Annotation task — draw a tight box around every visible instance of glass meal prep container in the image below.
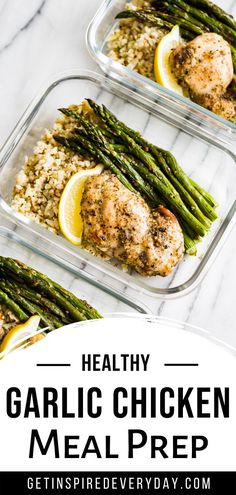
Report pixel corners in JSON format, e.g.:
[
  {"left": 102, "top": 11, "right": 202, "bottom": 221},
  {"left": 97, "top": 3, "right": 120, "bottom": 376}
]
[
  {"left": 0, "top": 214, "right": 147, "bottom": 315},
  {"left": 0, "top": 70, "right": 235, "bottom": 302},
  {"left": 87, "top": 0, "right": 236, "bottom": 143}
]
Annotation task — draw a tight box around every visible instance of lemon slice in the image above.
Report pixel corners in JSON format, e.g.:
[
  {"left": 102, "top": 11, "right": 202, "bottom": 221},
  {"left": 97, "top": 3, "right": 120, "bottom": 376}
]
[
  {"left": 154, "top": 25, "right": 184, "bottom": 96},
  {"left": 59, "top": 165, "right": 104, "bottom": 245},
  {"left": 0, "top": 315, "right": 41, "bottom": 356}
]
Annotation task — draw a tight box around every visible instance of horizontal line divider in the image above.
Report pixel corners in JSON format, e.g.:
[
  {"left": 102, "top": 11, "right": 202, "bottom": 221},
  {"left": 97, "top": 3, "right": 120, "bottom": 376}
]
[
  {"left": 164, "top": 363, "right": 199, "bottom": 367},
  {"left": 36, "top": 363, "right": 71, "bottom": 367}
]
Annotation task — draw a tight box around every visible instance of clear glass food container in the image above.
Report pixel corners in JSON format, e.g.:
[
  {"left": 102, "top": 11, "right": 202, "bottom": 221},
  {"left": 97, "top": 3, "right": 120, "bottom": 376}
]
[
  {"left": 0, "top": 70, "right": 235, "bottom": 301},
  {"left": 0, "top": 214, "right": 147, "bottom": 315},
  {"left": 87, "top": 0, "right": 236, "bottom": 144}
]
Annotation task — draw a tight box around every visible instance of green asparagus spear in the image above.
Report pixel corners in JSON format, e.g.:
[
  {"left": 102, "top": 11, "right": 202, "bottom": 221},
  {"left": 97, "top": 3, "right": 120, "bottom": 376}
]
[
  {"left": 5, "top": 279, "right": 71, "bottom": 324},
  {"left": 3, "top": 259, "right": 101, "bottom": 321},
  {"left": 114, "top": 144, "right": 217, "bottom": 209},
  {"left": 189, "top": 179, "right": 218, "bottom": 208},
  {"left": 0, "top": 259, "right": 90, "bottom": 322},
  {"left": 167, "top": 0, "right": 236, "bottom": 43},
  {"left": 50, "top": 281, "right": 102, "bottom": 320},
  {"left": 112, "top": 144, "right": 129, "bottom": 153},
  {"left": 155, "top": 1, "right": 210, "bottom": 30},
  {"left": 55, "top": 134, "right": 138, "bottom": 197},
  {"left": 91, "top": 140, "right": 159, "bottom": 204},
  {"left": 129, "top": 158, "right": 207, "bottom": 235},
  {"left": 58, "top": 107, "right": 116, "bottom": 146},
  {"left": 116, "top": 9, "right": 204, "bottom": 35},
  {"left": 179, "top": 28, "right": 196, "bottom": 40},
  {"left": 0, "top": 280, "right": 63, "bottom": 330},
  {"left": 88, "top": 100, "right": 218, "bottom": 220},
  {"left": 116, "top": 147, "right": 212, "bottom": 226},
  {"left": 59, "top": 108, "right": 160, "bottom": 205},
  {"left": 154, "top": 0, "right": 236, "bottom": 34},
  {"left": 179, "top": 221, "right": 199, "bottom": 255},
  {"left": 106, "top": 148, "right": 200, "bottom": 238},
  {"left": 22, "top": 266, "right": 98, "bottom": 321},
  {"left": 111, "top": 119, "right": 219, "bottom": 213},
  {"left": 186, "top": 0, "right": 236, "bottom": 31},
  {"left": 116, "top": 9, "right": 174, "bottom": 29},
  {"left": 96, "top": 105, "right": 175, "bottom": 185},
  {"left": 125, "top": 153, "right": 210, "bottom": 228},
  {"left": 116, "top": 6, "right": 195, "bottom": 41},
  {"left": 87, "top": 100, "right": 218, "bottom": 223},
  {"left": 158, "top": 151, "right": 218, "bottom": 221},
  {"left": 182, "top": 235, "right": 197, "bottom": 255},
  {"left": 0, "top": 289, "right": 28, "bottom": 321}
]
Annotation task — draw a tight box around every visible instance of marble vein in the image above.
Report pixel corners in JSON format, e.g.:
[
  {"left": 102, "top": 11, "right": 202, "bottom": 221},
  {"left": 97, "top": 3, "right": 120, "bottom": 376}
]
[
  {"left": 0, "top": 0, "right": 46, "bottom": 55},
  {"left": 184, "top": 285, "right": 202, "bottom": 323}
]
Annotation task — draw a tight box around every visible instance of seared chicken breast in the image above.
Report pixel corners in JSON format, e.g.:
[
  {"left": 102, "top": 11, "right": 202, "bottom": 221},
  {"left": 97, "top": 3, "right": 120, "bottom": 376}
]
[
  {"left": 195, "top": 93, "right": 236, "bottom": 121},
  {"left": 170, "top": 33, "right": 235, "bottom": 120},
  {"left": 81, "top": 172, "right": 184, "bottom": 277}
]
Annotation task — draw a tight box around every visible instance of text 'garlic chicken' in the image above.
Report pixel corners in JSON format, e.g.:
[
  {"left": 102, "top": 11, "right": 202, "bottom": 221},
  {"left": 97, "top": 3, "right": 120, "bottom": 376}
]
[{"left": 81, "top": 172, "right": 184, "bottom": 277}]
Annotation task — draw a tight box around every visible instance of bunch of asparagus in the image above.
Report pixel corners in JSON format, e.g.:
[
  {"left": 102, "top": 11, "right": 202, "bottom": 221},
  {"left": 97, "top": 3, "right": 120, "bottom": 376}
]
[
  {"left": 116, "top": 0, "right": 236, "bottom": 70},
  {"left": 0, "top": 258, "right": 102, "bottom": 330},
  {"left": 54, "top": 101, "right": 218, "bottom": 255}
]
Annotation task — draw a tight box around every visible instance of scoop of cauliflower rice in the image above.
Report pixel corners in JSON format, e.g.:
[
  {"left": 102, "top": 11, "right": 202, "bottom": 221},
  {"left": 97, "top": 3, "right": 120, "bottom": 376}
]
[
  {"left": 12, "top": 103, "right": 99, "bottom": 233},
  {"left": 107, "top": 0, "right": 167, "bottom": 79}
]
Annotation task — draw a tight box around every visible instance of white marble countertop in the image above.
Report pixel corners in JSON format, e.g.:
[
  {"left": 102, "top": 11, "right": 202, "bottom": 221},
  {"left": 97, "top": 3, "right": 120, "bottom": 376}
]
[{"left": 0, "top": 0, "right": 236, "bottom": 347}]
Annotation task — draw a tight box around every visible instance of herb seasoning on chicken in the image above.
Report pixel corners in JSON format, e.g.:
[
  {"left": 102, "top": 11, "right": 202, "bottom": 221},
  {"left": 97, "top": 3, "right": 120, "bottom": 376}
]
[{"left": 170, "top": 33, "right": 236, "bottom": 121}]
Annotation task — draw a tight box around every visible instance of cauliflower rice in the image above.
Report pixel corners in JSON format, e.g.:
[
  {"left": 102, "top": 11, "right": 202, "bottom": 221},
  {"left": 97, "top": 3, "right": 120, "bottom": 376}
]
[
  {"left": 107, "top": 0, "right": 166, "bottom": 80},
  {"left": 12, "top": 103, "right": 98, "bottom": 233},
  {"left": 0, "top": 307, "right": 19, "bottom": 341}
]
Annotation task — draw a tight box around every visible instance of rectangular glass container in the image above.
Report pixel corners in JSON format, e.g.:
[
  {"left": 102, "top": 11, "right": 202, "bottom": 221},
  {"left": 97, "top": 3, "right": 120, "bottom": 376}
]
[
  {"left": 0, "top": 70, "right": 235, "bottom": 300},
  {"left": 87, "top": 0, "right": 236, "bottom": 143}
]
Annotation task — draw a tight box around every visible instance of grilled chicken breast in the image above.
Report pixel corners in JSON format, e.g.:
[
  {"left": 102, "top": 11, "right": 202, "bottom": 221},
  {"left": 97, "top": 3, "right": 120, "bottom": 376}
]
[
  {"left": 81, "top": 172, "right": 184, "bottom": 277},
  {"left": 170, "top": 33, "right": 235, "bottom": 120}
]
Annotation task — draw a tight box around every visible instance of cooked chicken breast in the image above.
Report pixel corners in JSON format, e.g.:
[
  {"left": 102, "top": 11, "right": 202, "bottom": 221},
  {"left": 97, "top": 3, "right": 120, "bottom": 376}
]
[
  {"left": 171, "top": 33, "right": 233, "bottom": 96},
  {"left": 195, "top": 93, "right": 236, "bottom": 121},
  {"left": 170, "top": 33, "right": 235, "bottom": 120},
  {"left": 81, "top": 172, "right": 184, "bottom": 277}
]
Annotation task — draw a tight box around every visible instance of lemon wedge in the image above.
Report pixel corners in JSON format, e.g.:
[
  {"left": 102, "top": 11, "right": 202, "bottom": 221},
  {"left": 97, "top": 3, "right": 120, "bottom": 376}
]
[
  {"left": 59, "top": 165, "right": 104, "bottom": 245},
  {"left": 0, "top": 315, "right": 41, "bottom": 356},
  {"left": 154, "top": 25, "right": 184, "bottom": 96}
]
